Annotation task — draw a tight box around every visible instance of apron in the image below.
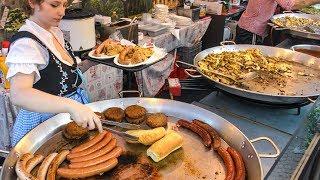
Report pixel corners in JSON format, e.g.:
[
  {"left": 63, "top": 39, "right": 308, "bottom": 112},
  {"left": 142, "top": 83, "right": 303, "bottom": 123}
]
[{"left": 10, "top": 31, "right": 89, "bottom": 147}]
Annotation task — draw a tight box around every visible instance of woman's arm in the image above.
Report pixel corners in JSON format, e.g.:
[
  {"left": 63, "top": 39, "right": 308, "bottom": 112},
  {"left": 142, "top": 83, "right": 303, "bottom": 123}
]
[
  {"left": 10, "top": 72, "right": 102, "bottom": 131},
  {"left": 11, "top": 72, "right": 74, "bottom": 113}
]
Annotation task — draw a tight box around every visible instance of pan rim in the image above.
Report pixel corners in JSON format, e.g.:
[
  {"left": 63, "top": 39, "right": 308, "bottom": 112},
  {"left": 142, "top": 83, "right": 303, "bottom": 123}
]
[{"left": 1, "top": 98, "right": 264, "bottom": 180}]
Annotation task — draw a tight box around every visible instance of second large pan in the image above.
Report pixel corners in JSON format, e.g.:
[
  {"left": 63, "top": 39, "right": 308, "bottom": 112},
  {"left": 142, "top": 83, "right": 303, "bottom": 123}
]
[
  {"left": 191, "top": 44, "right": 320, "bottom": 104},
  {"left": 270, "top": 13, "right": 320, "bottom": 40}
]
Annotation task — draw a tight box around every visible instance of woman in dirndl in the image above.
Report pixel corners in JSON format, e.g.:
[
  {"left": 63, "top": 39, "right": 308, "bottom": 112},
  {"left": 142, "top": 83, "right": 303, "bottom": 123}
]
[{"left": 6, "top": 0, "right": 103, "bottom": 147}]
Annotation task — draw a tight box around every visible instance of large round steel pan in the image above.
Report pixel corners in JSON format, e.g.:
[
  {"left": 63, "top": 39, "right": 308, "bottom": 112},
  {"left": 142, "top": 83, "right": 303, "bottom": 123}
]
[
  {"left": 0, "top": 98, "right": 279, "bottom": 180},
  {"left": 193, "top": 44, "right": 320, "bottom": 104},
  {"left": 270, "top": 13, "right": 320, "bottom": 40}
]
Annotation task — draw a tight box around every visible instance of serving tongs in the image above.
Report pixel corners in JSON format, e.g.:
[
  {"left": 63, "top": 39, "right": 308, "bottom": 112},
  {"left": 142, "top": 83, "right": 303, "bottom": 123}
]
[
  {"left": 101, "top": 119, "right": 142, "bottom": 130},
  {"left": 177, "top": 60, "right": 258, "bottom": 83},
  {"left": 103, "top": 126, "right": 139, "bottom": 143},
  {"left": 101, "top": 120, "right": 141, "bottom": 143}
]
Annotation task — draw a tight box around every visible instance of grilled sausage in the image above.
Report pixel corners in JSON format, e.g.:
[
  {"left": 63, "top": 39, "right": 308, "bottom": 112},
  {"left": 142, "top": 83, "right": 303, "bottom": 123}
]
[
  {"left": 68, "top": 132, "right": 112, "bottom": 160},
  {"left": 217, "top": 147, "right": 235, "bottom": 180},
  {"left": 69, "top": 146, "right": 122, "bottom": 169},
  {"left": 94, "top": 39, "right": 114, "bottom": 55},
  {"left": 57, "top": 158, "right": 118, "bottom": 179},
  {"left": 119, "top": 46, "right": 134, "bottom": 64},
  {"left": 192, "top": 120, "right": 221, "bottom": 149},
  {"left": 37, "top": 153, "right": 58, "bottom": 180},
  {"left": 177, "top": 119, "right": 212, "bottom": 147},
  {"left": 15, "top": 153, "right": 37, "bottom": 180},
  {"left": 46, "top": 150, "right": 70, "bottom": 180},
  {"left": 70, "top": 138, "right": 117, "bottom": 163},
  {"left": 25, "top": 154, "right": 44, "bottom": 173},
  {"left": 71, "top": 131, "right": 107, "bottom": 154},
  {"left": 227, "top": 147, "right": 246, "bottom": 180}
]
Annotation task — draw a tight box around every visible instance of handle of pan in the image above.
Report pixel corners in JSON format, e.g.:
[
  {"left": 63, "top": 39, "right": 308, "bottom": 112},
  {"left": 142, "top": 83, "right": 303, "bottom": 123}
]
[
  {"left": 307, "top": 97, "right": 318, "bottom": 104},
  {"left": 175, "top": 61, "right": 202, "bottom": 78},
  {"left": 118, "top": 90, "right": 142, "bottom": 98},
  {"left": 282, "top": 10, "right": 293, "bottom": 14},
  {"left": 0, "top": 149, "right": 9, "bottom": 157},
  {"left": 268, "top": 23, "right": 288, "bottom": 31},
  {"left": 176, "top": 60, "right": 196, "bottom": 68},
  {"left": 184, "top": 69, "right": 202, "bottom": 78},
  {"left": 250, "top": 137, "right": 280, "bottom": 158},
  {"left": 220, "top": 41, "right": 236, "bottom": 46},
  {"left": 0, "top": 149, "right": 10, "bottom": 171}
]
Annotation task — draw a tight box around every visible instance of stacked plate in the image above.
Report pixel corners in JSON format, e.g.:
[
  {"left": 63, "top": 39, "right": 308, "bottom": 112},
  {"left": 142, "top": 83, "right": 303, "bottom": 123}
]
[{"left": 154, "top": 4, "right": 169, "bottom": 22}]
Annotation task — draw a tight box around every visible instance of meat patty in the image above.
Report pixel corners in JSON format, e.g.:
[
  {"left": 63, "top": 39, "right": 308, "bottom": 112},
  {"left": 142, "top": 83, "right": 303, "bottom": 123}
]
[
  {"left": 103, "top": 107, "right": 125, "bottom": 122},
  {"left": 125, "top": 105, "right": 147, "bottom": 124},
  {"left": 63, "top": 122, "right": 88, "bottom": 139},
  {"left": 146, "top": 113, "right": 168, "bottom": 128}
]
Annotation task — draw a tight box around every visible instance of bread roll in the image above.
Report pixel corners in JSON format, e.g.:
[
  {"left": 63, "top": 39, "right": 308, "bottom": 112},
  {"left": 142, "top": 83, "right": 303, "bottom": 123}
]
[
  {"left": 126, "top": 127, "right": 166, "bottom": 145},
  {"left": 147, "top": 131, "right": 183, "bottom": 162}
]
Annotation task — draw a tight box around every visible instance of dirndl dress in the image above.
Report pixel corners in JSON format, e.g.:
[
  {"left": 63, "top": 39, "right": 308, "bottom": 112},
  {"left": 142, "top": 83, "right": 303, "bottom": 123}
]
[{"left": 10, "top": 31, "right": 89, "bottom": 147}]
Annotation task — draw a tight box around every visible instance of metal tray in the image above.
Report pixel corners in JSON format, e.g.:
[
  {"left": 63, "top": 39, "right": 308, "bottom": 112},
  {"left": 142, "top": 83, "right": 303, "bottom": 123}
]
[
  {"left": 0, "top": 98, "right": 281, "bottom": 180},
  {"left": 270, "top": 13, "right": 320, "bottom": 40},
  {"left": 85, "top": 52, "right": 165, "bottom": 72},
  {"left": 193, "top": 44, "right": 320, "bottom": 104},
  {"left": 139, "top": 24, "right": 168, "bottom": 37}
]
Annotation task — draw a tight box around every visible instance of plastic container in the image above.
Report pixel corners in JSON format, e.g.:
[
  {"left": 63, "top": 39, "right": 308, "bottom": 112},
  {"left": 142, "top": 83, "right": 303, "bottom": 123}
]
[
  {"left": 177, "top": 6, "right": 200, "bottom": 21},
  {"left": 139, "top": 24, "right": 168, "bottom": 37},
  {"left": 177, "top": 41, "right": 202, "bottom": 65}
]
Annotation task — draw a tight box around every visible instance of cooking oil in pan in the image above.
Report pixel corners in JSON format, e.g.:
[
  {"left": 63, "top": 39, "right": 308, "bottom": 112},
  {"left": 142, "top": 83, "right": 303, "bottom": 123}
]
[{"left": 33, "top": 121, "right": 227, "bottom": 180}]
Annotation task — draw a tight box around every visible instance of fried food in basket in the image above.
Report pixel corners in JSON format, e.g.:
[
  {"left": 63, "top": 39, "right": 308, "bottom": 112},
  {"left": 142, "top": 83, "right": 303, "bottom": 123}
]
[
  {"left": 94, "top": 39, "right": 125, "bottom": 56},
  {"left": 119, "top": 46, "right": 154, "bottom": 65}
]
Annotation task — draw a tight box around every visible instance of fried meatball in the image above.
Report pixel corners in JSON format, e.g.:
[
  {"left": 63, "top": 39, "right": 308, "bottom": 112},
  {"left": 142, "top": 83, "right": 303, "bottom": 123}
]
[
  {"left": 146, "top": 113, "right": 168, "bottom": 128},
  {"left": 94, "top": 112, "right": 105, "bottom": 119},
  {"left": 125, "top": 105, "right": 147, "bottom": 124},
  {"left": 103, "top": 107, "right": 125, "bottom": 122},
  {"left": 63, "top": 121, "right": 88, "bottom": 139}
]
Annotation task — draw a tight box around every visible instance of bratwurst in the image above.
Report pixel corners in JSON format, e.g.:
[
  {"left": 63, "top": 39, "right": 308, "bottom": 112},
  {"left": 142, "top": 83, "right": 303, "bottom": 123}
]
[
  {"left": 57, "top": 158, "right": 118, "bottom": 179},
  {"left": 70, "top": 138, "right": 117, "bottom": 163},
  {"left": 177, "top": 119, "right": 212, "bottom": 148},
  {"left": 67, "top": 132, "right": 112, "bottom": 160},
  {"left": 68, "top": 146, "right": 122, "bottom": 169}
]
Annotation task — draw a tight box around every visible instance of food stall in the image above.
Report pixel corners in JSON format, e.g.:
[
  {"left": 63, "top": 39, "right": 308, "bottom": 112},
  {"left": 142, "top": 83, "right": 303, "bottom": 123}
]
[{"left": 0, "top": 0, "right": 320, "bottom": 180}]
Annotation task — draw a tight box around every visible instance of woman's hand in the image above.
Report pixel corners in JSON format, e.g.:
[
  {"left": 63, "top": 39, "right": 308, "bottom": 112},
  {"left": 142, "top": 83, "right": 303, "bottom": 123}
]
[{"left": 67, "top": 101, "right": 103, "bottom": 132}]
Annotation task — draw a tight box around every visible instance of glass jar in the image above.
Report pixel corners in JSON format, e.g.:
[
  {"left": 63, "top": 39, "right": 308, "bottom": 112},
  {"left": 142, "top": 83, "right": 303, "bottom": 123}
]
[
  {"left": 199, "top": 4, "right": 207, "bottom": 18},
  {"left": 111, "top": 11, "right": 119, "bottom": 23}
]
